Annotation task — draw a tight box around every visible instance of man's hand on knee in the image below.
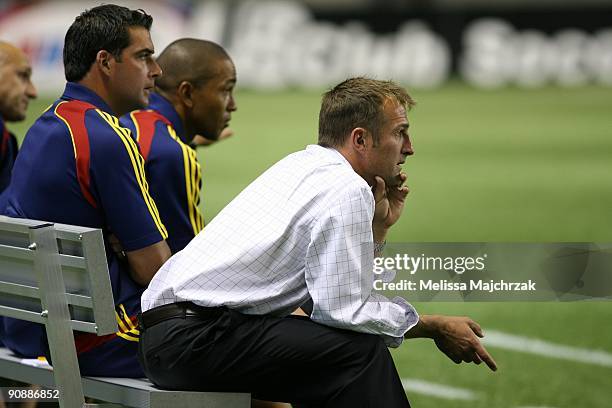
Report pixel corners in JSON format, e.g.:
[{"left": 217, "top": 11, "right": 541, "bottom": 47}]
[{"left": 405, "top": 314, "right": 498, "bottom": 371}]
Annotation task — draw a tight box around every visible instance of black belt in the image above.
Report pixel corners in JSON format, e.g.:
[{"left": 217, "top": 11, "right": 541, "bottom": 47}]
[{"left": 139, "top": 302, "right": 224, "bottom": 330}]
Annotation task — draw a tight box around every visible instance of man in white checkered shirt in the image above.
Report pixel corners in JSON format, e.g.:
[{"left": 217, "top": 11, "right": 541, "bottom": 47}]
[{"left": 138, "top": 78, "right": 497, "bottom": 407}]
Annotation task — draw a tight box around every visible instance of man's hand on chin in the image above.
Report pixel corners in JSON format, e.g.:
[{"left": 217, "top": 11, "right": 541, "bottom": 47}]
[{"left": 372, "top": 173, "right": 409, "bottom": 240}]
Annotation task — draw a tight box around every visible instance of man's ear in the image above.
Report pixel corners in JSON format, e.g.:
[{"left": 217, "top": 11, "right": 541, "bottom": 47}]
[
  {"left": 350, "top": 127, "right": 370, "bottom": 153},
  {"left": 177, "top": 81, "right": 195, "bottom": 109},
  {"left": 96, "top": 50, "right": 113, "bottom": 76}
]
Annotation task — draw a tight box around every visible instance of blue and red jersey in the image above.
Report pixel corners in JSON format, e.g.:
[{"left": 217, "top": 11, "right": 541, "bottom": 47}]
[
  {"left": 1, "top": 82, "right": 168, "bottom": 377},
  {"left": 121, "top": 92, "right": 203, "bottom": 254}
]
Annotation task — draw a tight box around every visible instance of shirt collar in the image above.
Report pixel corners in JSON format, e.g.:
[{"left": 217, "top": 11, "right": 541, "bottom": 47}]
[
  {"left": 60, "top": 82, "right": 114, "bottom": 114},
  {"left": 147, "top": 92, "right": 185, "bottom": 139},
  {"left": 306, "top": 144, "right": 353, "bottom": 168}
]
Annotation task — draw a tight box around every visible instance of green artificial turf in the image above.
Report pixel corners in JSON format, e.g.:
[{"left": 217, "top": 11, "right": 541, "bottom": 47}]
[{"left": 10, "top": 83, "right": 612, "bottom": 242}]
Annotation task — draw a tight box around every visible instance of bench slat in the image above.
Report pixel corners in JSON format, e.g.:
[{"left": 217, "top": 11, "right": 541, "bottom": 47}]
[
  {"left": 0, "top": 305, "right": 46, "bottom": 325},
  {"left": 0, "top": 281, "right": 93, "bottom": 308},
  {"left": 0, "top": 244, "right": 86, "bottom": 268},
  {"left": 0, "top": 304, "right": 98, "bottom": 333},
  {"left": 0, "top": 280, "right": 40, "bottom": 299},
  {"left": 0, "top": 216, "right": 98, "bottom": 243}
]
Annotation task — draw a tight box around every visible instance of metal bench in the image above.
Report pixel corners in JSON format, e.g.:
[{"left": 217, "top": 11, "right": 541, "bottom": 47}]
[{"left": 0, "top": 215, "right": 250, "bottom": 407}]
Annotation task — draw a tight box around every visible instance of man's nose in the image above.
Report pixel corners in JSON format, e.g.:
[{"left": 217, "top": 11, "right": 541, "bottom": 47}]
[
  {"left": 27, "top": 81, "right": 37, "bottom": 99},
  {"left": 227, "top": 94, "right": 237, "bottom": 112},
  {"left": 403, "top": 135, "right": 414, "bottom": 156},
  {"left": 150, "top": 59, "right": 162, "bottom": 78}
]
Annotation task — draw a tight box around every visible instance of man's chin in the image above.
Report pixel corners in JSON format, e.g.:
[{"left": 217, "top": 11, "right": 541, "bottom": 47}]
[
  {"left": 141, "top": 95, "right": 150, "bottom": 108},
  {"left": 128, "top": 97, "right": 148, "bottom": 113},
  {"left": 4, "top": 112, "right": 26, "bottom": 122},
  {"left": 384, "top": 174, "right": 403, "bottom": 188},
  {"left": 206, "top": 130, "right": 221, "bottom": 141}
]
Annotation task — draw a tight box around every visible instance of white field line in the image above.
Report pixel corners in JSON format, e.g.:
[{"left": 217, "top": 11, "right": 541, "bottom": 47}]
[
  {"left": 483, "top": 330, "right": 612, "bottom": 368},
  {"left": 401, "top": 378, "right": 560, "bottom": 408},
  {"left": 401, "top": 378, "right": 479, "bottom": 400}
]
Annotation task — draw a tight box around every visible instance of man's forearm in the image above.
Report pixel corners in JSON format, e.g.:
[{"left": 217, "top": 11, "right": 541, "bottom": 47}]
[
  {"left": 126, "top": 240, "right": 171, "bottom": 286},
  {"left": 372, "top": 225, "right": 389, "bottom": 244}
]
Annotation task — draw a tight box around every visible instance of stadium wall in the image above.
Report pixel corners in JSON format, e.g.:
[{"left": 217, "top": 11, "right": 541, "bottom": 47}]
[{"left": 1, "top": 0, "right": 611, "bottom": 93}]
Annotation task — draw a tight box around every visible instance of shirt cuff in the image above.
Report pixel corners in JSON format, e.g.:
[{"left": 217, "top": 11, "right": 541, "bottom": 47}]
[{"left": 381, "top": 296, "right": 419, "bottom": 348}]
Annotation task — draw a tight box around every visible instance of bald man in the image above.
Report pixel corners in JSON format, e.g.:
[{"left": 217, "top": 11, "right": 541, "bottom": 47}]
[
  {"left": 121, "top": 38, "right": 237, "bottom": 253},
  {"left": 122, "top": 40, "right": 293, "bottom": 408},
  {"left": 0, "top": 41, "right": 37, "bottom": 408},
  {"left": 0, "top": 41, "right": 37, "bottom": 193}
]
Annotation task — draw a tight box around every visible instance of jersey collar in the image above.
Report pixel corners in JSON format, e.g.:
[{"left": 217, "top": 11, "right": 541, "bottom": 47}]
[
  {"left": 61, "top": 82, "right": 115, "bottom": 115},
  {"left": 147, "top": 92, "right": 186, "bottom": 141}
]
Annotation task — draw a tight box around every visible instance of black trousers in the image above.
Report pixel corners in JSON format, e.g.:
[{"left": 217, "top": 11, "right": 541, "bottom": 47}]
[{"left": 138, "top": 306, "right": 410, "bottom": 407}]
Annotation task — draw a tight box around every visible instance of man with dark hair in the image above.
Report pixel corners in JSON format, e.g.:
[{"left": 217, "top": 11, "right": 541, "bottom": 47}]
[
  {"left": 0, "top": 41, "right": 37, "bottom": 194},
  {"left": 121, "top": 38, "right": 237, "bottom": 253},
  {"left": 137, "top": 77, "right": 497, "bottom": 406},
  {"left": 2, "top": 4, "right": 171, "bottom": 377}
]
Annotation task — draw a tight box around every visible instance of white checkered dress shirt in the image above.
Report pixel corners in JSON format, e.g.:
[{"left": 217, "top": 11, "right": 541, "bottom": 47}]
[{"left": 142, "top": 144, "right": 418, "bottom": 346}]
